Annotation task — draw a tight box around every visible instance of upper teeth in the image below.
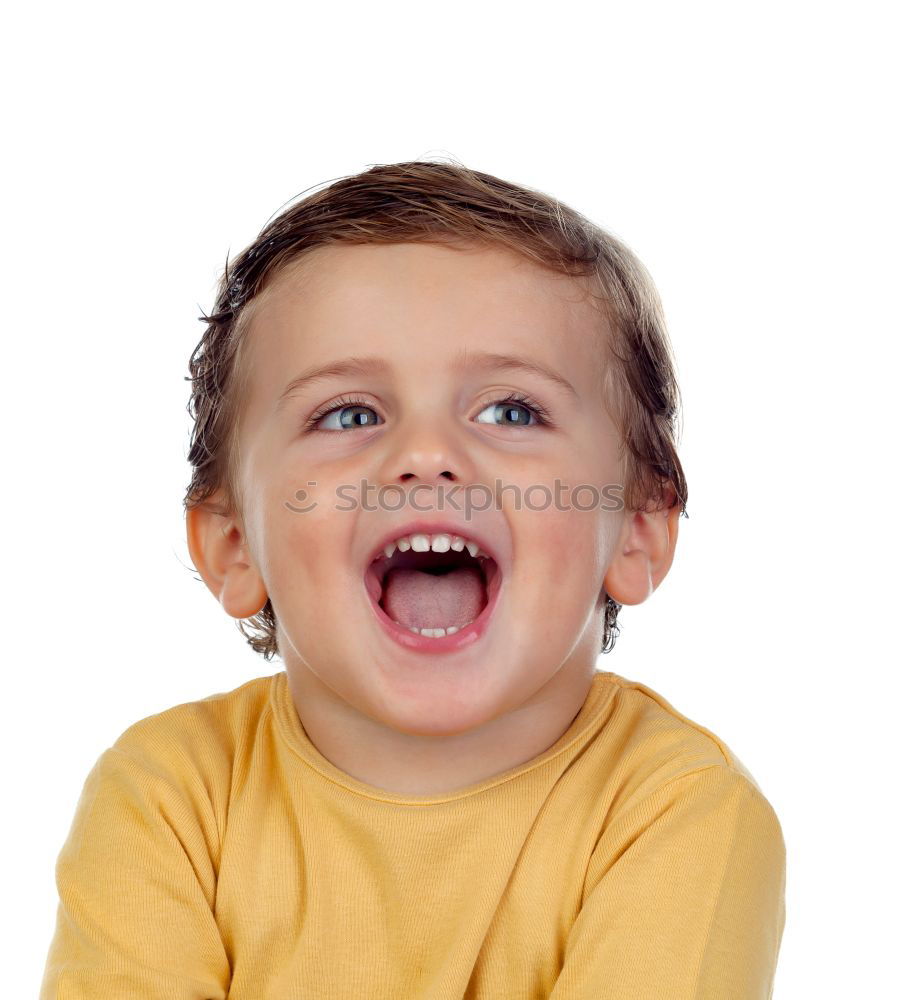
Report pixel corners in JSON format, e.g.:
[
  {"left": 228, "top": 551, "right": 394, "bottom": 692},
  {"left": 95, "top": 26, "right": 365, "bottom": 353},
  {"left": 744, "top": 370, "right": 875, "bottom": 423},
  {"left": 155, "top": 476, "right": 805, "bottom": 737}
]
[{"left": 376, "top": 533, "right": 489, "bottom": 561}]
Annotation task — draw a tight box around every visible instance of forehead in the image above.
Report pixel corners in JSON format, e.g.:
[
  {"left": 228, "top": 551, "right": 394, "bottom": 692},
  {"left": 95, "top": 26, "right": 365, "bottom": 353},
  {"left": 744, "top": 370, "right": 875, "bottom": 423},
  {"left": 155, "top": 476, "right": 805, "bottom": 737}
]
[{"left": 240, "top": 241, "right": 609, "bottom": 408}]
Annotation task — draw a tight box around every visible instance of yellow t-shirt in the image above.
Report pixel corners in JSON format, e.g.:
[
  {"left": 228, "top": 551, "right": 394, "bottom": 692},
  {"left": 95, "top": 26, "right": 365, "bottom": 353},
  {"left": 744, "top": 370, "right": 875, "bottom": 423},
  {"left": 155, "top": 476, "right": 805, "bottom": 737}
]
[{"left": 40, "top": 669, "right": 786, "bottom": 999}]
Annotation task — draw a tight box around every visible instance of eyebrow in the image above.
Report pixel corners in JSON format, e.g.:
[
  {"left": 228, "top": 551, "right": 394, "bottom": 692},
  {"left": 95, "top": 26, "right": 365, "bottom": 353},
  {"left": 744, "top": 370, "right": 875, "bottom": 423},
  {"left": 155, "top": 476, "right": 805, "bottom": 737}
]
[
  {"left": 457, "top": 351, "right": 579, "bottom": 400},
  {"left": 277, "top": 357, "right": 388, "bottom": 409},
  {"left": 276, "top": 351, "right": 578, "bottom": 409}
]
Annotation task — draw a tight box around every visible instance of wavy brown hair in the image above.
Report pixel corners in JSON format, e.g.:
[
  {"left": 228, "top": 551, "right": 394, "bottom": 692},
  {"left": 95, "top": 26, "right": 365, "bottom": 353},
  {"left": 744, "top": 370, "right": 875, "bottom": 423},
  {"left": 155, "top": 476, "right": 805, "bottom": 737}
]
[{"left": 184, "top": 159, "right": 688, "bottom": 659}]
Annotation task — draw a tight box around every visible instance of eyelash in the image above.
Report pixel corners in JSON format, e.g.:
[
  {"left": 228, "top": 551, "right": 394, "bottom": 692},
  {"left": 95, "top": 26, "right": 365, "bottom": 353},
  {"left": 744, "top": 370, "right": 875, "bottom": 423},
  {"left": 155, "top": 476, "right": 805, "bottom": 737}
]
[{"left": 302, "top": 392, "right": 553, "bottom": 432}]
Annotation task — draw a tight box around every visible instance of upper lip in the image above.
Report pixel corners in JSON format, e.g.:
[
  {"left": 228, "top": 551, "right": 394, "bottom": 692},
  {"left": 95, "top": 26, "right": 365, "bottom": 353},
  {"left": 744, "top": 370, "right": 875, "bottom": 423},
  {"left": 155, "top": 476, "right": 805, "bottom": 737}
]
[{"left": 363, "top": 519, "right": 510, "bottom": 575}]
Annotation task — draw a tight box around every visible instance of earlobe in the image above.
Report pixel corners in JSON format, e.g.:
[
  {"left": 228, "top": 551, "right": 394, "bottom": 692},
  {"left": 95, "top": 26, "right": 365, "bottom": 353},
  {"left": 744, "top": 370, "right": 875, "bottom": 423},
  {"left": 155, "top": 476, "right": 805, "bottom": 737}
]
[
  {"left": 603, "top": 496, "right": 681, "bottom": 606},
  {"left": 186, "top": 499, "right": 268, "bottom": 620}
]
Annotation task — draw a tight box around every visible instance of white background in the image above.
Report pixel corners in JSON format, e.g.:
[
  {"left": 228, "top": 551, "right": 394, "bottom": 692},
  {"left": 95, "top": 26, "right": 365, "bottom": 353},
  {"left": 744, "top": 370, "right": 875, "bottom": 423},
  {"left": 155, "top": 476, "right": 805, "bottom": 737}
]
[{"left": 5, "top": 1, "right": 905, "bottom": 995}]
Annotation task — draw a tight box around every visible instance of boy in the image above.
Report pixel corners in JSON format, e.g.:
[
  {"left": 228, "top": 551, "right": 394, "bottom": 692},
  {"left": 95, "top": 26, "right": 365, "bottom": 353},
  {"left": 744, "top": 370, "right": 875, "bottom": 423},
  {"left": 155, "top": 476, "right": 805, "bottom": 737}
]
[{"left": 40, "top": 161, "right": 785, "bottom": 998}]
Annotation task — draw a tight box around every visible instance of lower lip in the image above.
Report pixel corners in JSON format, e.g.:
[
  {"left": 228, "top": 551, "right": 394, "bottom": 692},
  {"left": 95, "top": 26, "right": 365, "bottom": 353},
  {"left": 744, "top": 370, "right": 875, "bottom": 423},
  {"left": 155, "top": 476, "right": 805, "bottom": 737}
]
[{"left": 363, "top": 562, "right": 504, "bottom": 655}]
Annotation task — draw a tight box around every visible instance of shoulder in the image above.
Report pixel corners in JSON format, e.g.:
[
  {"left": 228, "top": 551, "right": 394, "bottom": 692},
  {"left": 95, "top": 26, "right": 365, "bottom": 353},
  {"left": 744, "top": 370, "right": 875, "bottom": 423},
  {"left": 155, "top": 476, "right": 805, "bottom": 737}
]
[
  {"left": 593, "top": 671, "right": 782, "bottom": 837},
  {"left": 112, "top": 672, "right": 277, "bottom": 749},
  {"left": 100, "top": 672, "right": 280, "bottom": 817},
  {"left": 589, "top": 674, "right": 786, "bottom": 863},
  {"left": 597, "top": 670, "right": 760, "bottom": 785}
]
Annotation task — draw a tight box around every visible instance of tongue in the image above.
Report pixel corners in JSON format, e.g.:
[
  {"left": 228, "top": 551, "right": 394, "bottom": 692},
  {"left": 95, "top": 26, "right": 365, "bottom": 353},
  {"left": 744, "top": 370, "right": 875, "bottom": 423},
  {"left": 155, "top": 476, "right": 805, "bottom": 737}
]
[{"left": 382, "top": 565, "right": 486, "bottom": 630}]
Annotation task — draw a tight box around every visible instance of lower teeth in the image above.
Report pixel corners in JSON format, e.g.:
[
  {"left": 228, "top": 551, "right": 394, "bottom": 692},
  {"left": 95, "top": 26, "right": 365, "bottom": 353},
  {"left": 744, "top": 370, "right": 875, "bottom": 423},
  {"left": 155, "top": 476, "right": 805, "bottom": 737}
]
[{"left": 395, "top": 622, "right": 471, "bottom": 637}]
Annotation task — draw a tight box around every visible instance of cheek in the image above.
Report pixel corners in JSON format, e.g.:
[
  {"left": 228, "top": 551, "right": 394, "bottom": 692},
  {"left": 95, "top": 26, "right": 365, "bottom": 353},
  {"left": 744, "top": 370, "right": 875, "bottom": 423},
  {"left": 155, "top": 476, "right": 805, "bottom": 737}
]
[
  {"left": 516, "top": 499, "right": 617, "bottom": 593},
  {"left": 245, "top": 473, "right": 343, "bottom": 589}
]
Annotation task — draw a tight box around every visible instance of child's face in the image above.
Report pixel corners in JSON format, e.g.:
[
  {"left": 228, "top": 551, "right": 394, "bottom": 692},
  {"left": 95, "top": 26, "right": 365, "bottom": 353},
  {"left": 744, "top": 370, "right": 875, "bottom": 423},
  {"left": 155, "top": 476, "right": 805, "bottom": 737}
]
[{"left": 193, "top": 241, "right": 676, "bottom": 793}]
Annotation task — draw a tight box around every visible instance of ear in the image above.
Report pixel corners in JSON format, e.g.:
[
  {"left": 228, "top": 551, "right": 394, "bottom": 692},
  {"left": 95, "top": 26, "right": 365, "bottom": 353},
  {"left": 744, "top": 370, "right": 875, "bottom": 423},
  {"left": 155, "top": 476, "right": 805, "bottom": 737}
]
[
  {"left": 185, "top": 491, "right": 268, "bottom": 619},
  {"left": 603, "top": 488, "right": 681, "bottom": 606}
]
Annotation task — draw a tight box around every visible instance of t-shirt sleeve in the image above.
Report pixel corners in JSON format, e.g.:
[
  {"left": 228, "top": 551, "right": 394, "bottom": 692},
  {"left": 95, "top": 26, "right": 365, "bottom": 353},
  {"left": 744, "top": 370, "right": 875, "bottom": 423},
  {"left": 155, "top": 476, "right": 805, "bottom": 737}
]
[
  {"left": 548, "top": 764, "right": 786, "bottom": 1000},
  {"left": 39, "top": 744, "right": 231, "bottom": 999}
]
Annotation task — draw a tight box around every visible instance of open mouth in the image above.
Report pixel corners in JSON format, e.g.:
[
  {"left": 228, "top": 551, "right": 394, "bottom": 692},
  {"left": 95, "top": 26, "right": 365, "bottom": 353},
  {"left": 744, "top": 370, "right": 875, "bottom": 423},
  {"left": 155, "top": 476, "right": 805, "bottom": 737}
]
[{"left": 364, "top": 541, "right": 501, "bottom": 639}]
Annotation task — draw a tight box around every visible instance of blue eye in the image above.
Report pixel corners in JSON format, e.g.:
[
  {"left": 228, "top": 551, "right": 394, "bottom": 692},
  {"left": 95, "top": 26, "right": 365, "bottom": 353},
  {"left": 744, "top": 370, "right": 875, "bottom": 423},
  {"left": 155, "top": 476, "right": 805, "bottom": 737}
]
[
  {"left": 306, "top": 395, "right": 381, "bottom": 431},
  {"left": 475, "top": 395, "right": 547, "bottom": 427}
]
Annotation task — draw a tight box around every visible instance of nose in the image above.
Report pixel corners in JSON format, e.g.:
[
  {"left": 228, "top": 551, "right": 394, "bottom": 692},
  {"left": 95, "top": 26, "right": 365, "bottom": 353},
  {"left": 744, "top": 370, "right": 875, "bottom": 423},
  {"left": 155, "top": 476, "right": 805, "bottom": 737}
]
[{"left": 375, "top": 411, "right": 475, "bottom": 493}]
